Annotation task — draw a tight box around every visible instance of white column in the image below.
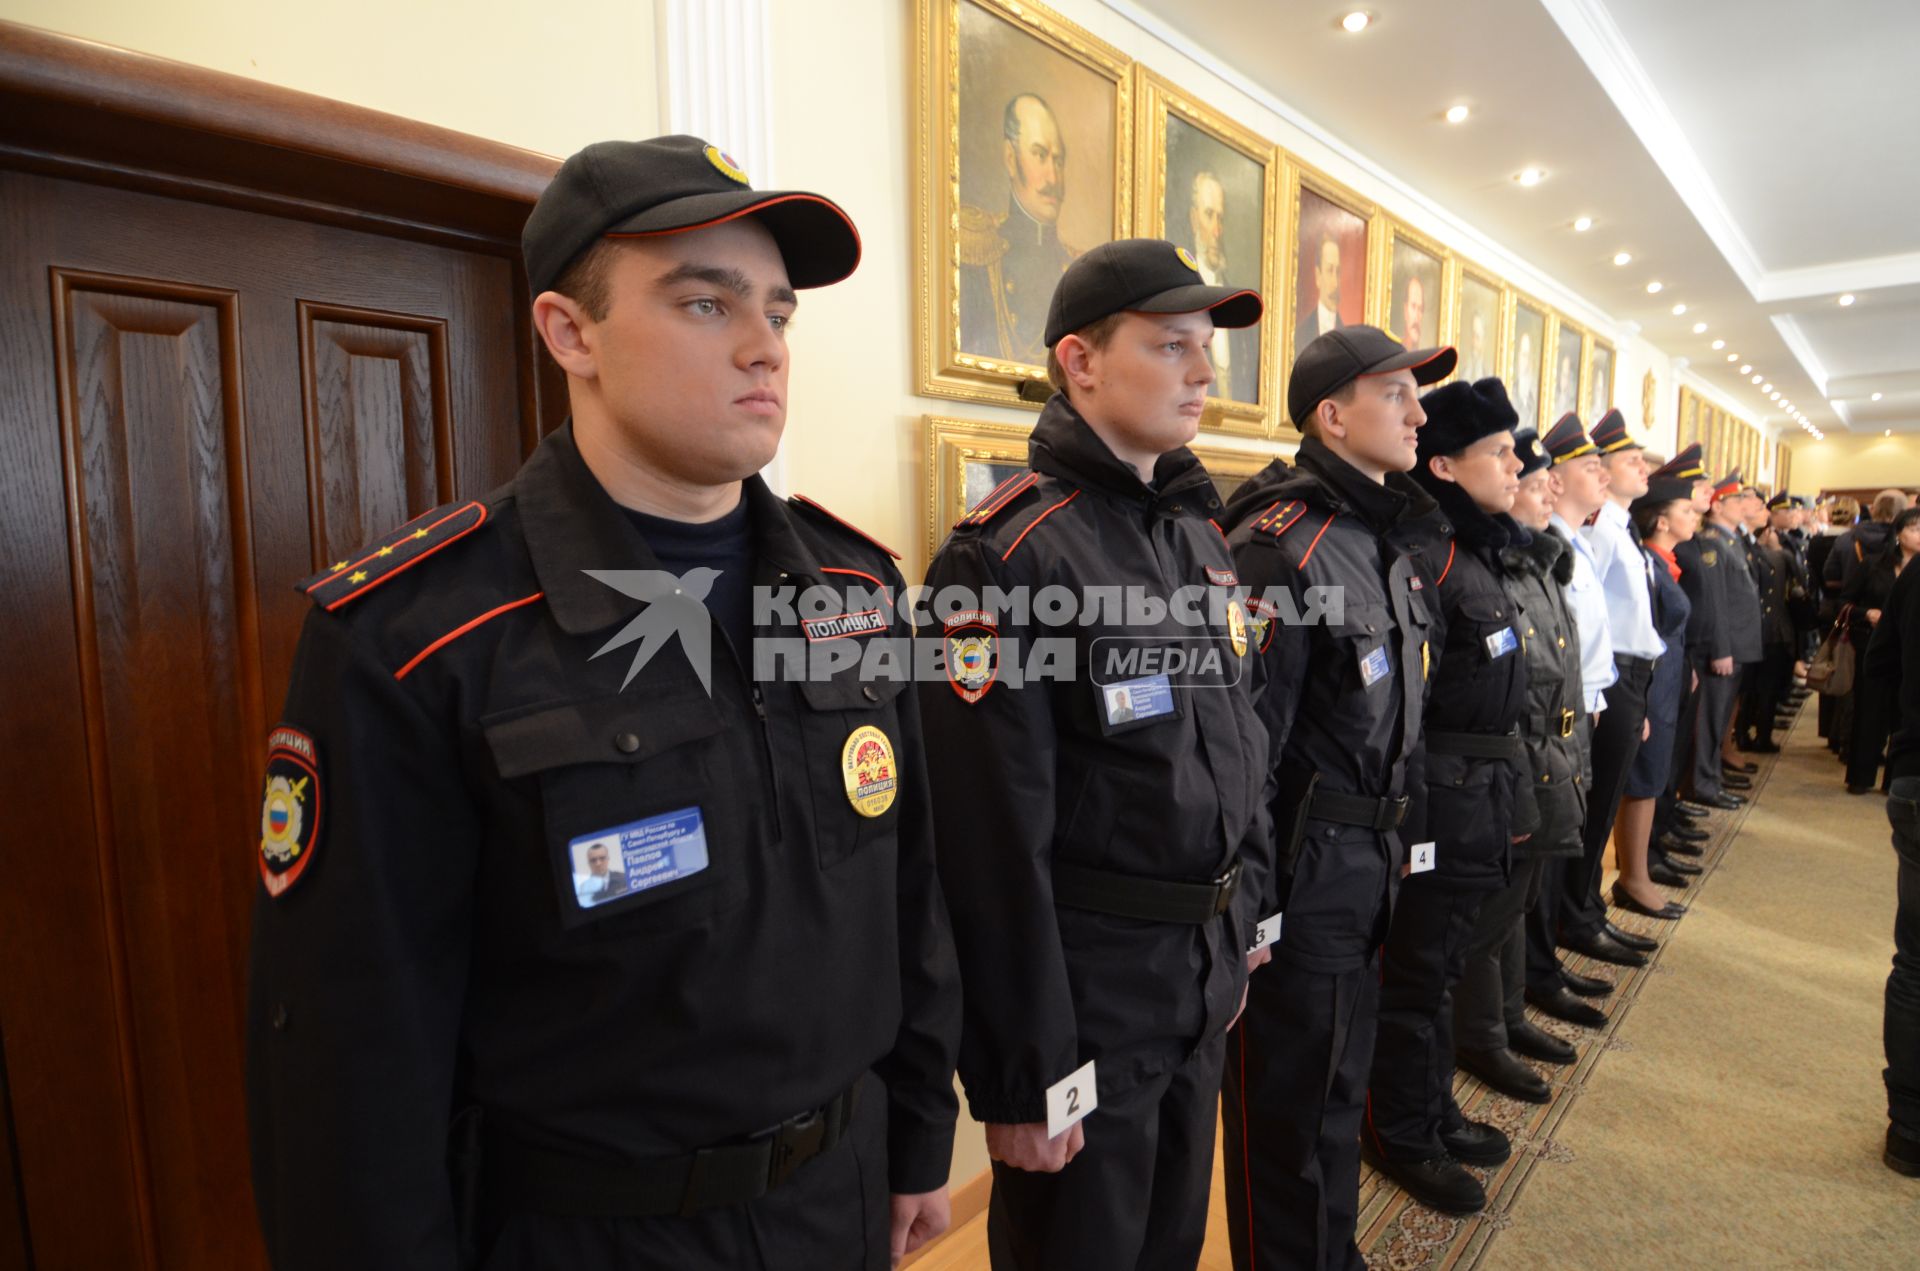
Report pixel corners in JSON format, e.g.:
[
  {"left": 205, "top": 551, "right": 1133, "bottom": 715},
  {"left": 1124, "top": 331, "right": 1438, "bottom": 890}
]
[{"left": 657, "top": 0, "right": 784, "bottom": 490}]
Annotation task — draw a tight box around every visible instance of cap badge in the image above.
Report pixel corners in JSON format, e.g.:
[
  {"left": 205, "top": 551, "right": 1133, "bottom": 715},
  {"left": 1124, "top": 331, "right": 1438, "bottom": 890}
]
[
  {"left": 704, "top": 145, "right": 750, "bottom": 186},
  {"left": 1174, "top": 246, "right": 1200, "bottom": 274}
]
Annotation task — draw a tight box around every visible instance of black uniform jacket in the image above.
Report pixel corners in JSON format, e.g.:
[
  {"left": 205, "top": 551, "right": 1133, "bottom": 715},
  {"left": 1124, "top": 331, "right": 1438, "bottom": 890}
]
[
  {"left": 1402, "top": 477, "right": 1530, "bottom": 889},
  {"left": 1220, "top": 437, "right": 1441, "bottom": 973},
  {"left": 247, "top": 424, "right": 961, "bottom": 1269},
  {"left": 1498, "top": 528, "right": 1587, "bottom": 858},
  {"left": 1673, "top": 529, "right": 1730, "bottom": 662},
  {"left": 917, "top": 395, "right": 1270, "bottom": 1124},
  {"left": 1699, "top": 521, "right": 1763, "bottom": 663}
]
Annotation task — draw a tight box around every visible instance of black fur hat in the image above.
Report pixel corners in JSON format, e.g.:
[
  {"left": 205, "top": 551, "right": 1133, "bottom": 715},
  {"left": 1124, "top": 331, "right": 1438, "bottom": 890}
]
[{"left": 1417, "top": 376, "right": 1521, "bottom": 463}]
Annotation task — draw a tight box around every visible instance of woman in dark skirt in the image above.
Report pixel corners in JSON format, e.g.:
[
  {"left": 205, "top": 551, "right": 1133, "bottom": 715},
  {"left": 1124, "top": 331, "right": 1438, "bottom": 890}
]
[
  {"left": 1611, "top": 477, "right": 1699, "bottom": 917},
  {"left": 1844, "top": 507, "right": 1920, "bottom": 793}
]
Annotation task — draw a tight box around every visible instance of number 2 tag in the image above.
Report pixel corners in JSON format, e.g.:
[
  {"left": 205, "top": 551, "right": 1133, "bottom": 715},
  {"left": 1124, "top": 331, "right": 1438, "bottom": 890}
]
[{"left": 1046, "top": 1060, "right": 1098, "bottom": 1138}]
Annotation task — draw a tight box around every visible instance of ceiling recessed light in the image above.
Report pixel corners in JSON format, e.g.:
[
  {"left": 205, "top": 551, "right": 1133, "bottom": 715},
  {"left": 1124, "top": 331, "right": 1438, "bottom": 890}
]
[
  {"left": 1839, "top": 293, "right": 1856, "bottom": 306},
  {"left": 1752, "top": 374, "right": 1763, "bottom": 384},
  {"left": 1762, "top": 382, "right": 1773, "bottom": 392},
  {"left": 1342, "top": 11, "right": 1372, "bottom": 32},
  {"left": 1613, "top": 251, "right": 1632, "bottom": 266},
  {"left": 1445, "top": 104, "right": 1470, "bottom": 124},
  {"left": 1692, "top": 322, "right": 1708, "bottom": 334},
  {"left": 1671, "top": 303, "right": 1687, "bottom": 315},
  {"left": 1740, "top": 364, "right": 1752, "bottom": 374},
  {"left": 1711, "top": 338, "right": 1725, "bottom": 349},
  {"left": 1770, "top": 392, "right": 1781, "bottom": 401},
  {"left": 1646, "top": 280, "right": 1663, "bottom": 294},
  {"left": 1573, "top": 216, "right": 1593, "bottom": 232},
  {"left": 1873, "top": 392, "right": 1885, "bottom": 401},
  {"left": 1727, "top": 353, "right": 1738, "bottom": 361},
  {"left": 1515, "top": 168, "right": 1546, "bottom": 186}
]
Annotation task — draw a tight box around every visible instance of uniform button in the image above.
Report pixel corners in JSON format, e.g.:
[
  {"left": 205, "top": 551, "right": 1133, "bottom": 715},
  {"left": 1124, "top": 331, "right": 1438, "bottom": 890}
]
[
  {"left": 272, "top": 1004, "right": 289, "bottom": 1030},
  {"left": 1557, "top": 637, "right": 1566, "bottom": 648},
  {"left": 862, "top": 685, "right": 879, "bottom": 702},
  {"left": 614, "top": 733, "right": 641, "bottom": 754},
  {"left": 1541, "top": 774, "right": 1550, "bottom": 783}
]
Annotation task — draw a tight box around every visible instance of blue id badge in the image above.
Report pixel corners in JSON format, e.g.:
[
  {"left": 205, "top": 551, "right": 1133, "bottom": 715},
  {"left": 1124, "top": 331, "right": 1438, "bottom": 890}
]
[
  {"left": 567, "top": 806, "right": 709, "bottom": 913},
  {"left": 1484, "top": 626, "right": 1519, "bottom": 660},
  {"left": 1100, "top": 674, "right": 1174, "bottom": 728},
  {"left": 1358, "top": 644, "right": 1391, "bottom": 687}
]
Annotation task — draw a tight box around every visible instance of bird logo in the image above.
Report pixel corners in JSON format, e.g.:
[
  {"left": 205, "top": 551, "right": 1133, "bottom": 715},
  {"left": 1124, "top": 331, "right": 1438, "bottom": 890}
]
[{"left": 584, "top": 568, "right": 723, "bottom": 693}]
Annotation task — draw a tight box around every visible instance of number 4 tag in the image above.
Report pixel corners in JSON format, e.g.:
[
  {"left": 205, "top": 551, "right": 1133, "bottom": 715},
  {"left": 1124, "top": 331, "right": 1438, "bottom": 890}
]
[
  {"left": 1046, "top": 1060, "right": 1098, "bottom": 1139},
  {"left": 1409, "top": 841, "right": 1436, "bottom": 874}
]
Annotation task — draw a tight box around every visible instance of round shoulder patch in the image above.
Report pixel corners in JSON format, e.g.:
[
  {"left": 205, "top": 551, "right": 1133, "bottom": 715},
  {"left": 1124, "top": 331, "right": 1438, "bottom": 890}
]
[
  {"left": 259, "top": 726, "right": 321, "bottom": 898},
  {"left": 704, "top": 145, "right": 750, "bottom": 186},
  {"left": 1175, "top": 245, "right": 1200, "bottom": 273}
]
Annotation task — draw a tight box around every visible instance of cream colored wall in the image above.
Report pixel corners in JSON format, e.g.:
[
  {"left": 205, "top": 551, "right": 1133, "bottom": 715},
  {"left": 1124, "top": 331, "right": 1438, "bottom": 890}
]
[
  {"left": 1789, "top": 433, "right": 1920, "bottom": 493},
  {"left": 6, "top": 0, "right": 657, "bottom": 158}
]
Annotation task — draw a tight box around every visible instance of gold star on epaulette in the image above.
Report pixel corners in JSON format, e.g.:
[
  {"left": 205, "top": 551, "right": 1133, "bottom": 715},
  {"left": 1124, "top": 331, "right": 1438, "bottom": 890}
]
[
  {"left": 349, "top": 570, "right": 368, "bottom": 583},
  {"left": 377, "top": 546, "right": 393, "bottom": 557}
]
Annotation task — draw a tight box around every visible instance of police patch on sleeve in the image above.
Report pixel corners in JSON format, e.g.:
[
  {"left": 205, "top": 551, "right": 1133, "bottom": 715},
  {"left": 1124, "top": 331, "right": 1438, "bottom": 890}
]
[
  {"left": 944, "top": 611, "right": 998, "bottom": 704},
  {"left": 259, "top": 726, "right": 321, "bottom": 898},
  {"left": 841, "top": 726, "right": 899, "bottom": 818}
]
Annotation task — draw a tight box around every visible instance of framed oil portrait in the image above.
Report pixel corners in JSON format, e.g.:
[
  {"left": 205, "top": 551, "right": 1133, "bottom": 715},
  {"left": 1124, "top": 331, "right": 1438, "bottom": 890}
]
[
  {"left": 1506, "top": 294, "right": 1549, "bottom": 431},
  {"left": 915, "top": 0, "right": 1133, "bottom": 408},
  {"left": 1587, "top": 337, "right": 1616, "bottom": 425},
  {"left": 1548, "top": 316, "right": 1585, "bottom": 423},
  {"left": 1376, "top": 220, "right": 1446, "bottom": 354},
  {"left": 1448, "top": 260, "right": 1505, "bottom": 385},
  {"left": 924, "top": 415, "right": 1033, "bottom": 561},
  {"left": 1677, "top": 386, "right": 1698, "bottom": 451},
  {"left": 1134, "top": 67, "right": 1281, "bottom": 437},
  {"left": 1191, "top": 440, "right": 1292, "bottom": 506},
  {"left": 1283, "top": 164, "right": 1376, "bottom": 419}
]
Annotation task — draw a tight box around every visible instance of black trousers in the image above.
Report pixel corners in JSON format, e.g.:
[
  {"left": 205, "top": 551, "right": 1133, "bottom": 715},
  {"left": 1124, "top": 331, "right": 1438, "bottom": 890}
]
[
  {"left": 1366, "top": 876, "right": 1489, "bottom": 1162},
  {"left": 1222, "top": 956, "right": 1379, "bottom": 1271},
  {"left": 481, "top": 1075, "right": 888, "bottom": 1271},
  {"left": 1455, "top": 856, "right": 1547, "bottom": 1054},
  {"left": 1651, "top": 658, "right": 1706, "bottom": 852},
  {"left": 990, "top": 1031, "right": 1223, "bottom": 1271},
  {"left": 1849, "top": 670, "right": 1895, "bottom": 791},
  {"left": 1739, "top": 642, "right": 1793, "bottom": 745},
  {"left": 1888, "top": 777, "right": 1920, "bottom": 1140},
  {"left": 1565, "top": 657, "right": 1654, "bottom": 939}
]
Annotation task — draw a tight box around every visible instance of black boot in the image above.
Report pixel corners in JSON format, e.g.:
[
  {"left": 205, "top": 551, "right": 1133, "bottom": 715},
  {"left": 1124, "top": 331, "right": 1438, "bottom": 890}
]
[
  {"left": 1508, "top": 1017, "right": 1578, "bottom": 1064},
  {"left": 1440, "top": 1117, "right": 1512, "bottom": 1167},
  {"left": 1363, "top": 1145, "right": 1488, "bottom": 1215},
  {"left": 1888, "top": 1125, "right": 1920, "bottom": 1178},
  {"left": 1457, "top": 1047, "right": 1551, "bottom": 1103}
]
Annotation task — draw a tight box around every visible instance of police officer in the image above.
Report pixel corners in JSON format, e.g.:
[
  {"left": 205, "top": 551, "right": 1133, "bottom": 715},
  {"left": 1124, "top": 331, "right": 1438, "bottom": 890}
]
[
  {"left": 918, "top": 238, "right": 1271, "bottom": 1270},
  {"left": 246, "top": 136, "right": 963, "bottom": 1271},
  {"left": 1738, "top": 489, "right": 1796, "bottom": 751},
  {"left": 1364, "top": 377, "right": 1530, "bottom": 1217},
  {"left": 1218, "top": 323, "right": 1455, "bottom": 1270},
  {"left": 1648, "top": 446, "right": 1719, "bottom": 863},
  {"left": 1452, "top": 428, "right": 1586, "bottom": 1104},
  {"left": 1694, "top": 472, "right": 1764, "bottom": 806}
]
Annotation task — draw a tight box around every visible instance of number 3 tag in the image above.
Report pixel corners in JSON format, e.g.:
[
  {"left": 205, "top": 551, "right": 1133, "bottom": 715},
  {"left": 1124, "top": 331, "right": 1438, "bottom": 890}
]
[{"left": 1046, "top": 1060, "right": 1098, "bottom": 1138}]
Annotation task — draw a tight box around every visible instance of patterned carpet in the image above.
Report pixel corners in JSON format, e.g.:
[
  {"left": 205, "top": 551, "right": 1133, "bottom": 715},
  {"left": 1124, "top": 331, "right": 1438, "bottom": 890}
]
[{"left": 1353, "top": 739, "right": 1780, "bottom": 1270}]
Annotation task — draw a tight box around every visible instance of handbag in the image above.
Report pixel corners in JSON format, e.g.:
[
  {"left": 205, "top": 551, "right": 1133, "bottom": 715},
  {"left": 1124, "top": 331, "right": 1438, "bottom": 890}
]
[{"left": 1806, "top": 604, "right": 1856, "bottom": 696}]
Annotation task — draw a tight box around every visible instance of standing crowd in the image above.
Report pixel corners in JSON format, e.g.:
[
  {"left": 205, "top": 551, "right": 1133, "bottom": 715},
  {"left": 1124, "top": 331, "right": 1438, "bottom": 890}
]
[{"left": 241, "top": 137, "right": 1913, "bottom": 1271}]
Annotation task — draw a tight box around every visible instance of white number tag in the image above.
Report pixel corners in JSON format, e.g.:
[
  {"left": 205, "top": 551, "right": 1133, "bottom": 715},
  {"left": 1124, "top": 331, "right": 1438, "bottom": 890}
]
[
  {"left": 1046, "top": 1060, "right": 1098, "bottom": 1139},
  {"left": 1251, "top": 912, "right": 1283, "bottom": 951},
  {"left": 1409, "top": 841, "right": 1437, "bottom": 873}
]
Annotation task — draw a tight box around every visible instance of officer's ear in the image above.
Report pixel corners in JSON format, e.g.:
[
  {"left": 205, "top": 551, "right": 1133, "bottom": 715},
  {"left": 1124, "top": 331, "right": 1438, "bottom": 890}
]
[
  {"left": 1427, "top": 453, "right": 1460, "bottom": 485},
  {"left": 532, "top": 290, "right": 599, "bottom": 383},
  {"left": 1055, "top": 332, "right": 1100, "bottom": 392}
]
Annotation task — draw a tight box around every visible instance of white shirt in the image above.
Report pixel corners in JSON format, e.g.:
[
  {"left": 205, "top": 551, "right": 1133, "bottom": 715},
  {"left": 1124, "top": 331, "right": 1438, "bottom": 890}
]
[
  {"left": 1581, "top": 499, "right": 1667, "bottom": 660},
  {"left": 1551, "top": 513, "right": 1618, "bottom": 712}
]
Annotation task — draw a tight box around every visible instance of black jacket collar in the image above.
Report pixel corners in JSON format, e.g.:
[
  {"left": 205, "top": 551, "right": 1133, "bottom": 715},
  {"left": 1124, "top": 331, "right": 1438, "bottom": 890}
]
[
  {"left": 1417, "top": 471, "right": 1523, "bottom": 556},
  {"left": 1293, "top": 436, "right": 1434, "bottom": 537},
  {"left": 517, "top": 422, "right": 820, "bottom": 636},
  {"left": 1029, "top": 394, "right": 1220, "bottom": 515},
  {"left": 1504, "top": 522, "right": 1571, "bottom": 583}
]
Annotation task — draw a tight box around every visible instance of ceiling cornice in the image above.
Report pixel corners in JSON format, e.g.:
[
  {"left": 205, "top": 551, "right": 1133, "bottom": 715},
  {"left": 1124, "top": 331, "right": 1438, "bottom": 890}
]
[{"left": 1753, "top": 251, "right": 1920, "bottom": 304}]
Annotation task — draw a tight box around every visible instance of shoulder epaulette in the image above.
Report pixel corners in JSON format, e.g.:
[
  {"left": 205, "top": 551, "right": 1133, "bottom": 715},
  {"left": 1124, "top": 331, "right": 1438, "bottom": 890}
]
[
  {"left": 790, "top": 494, "right": 902, "bottom": 560},
  {"left": 297, "top": 500, "right": 488, "bottom": 611},
  {"left": 1247, "top": 499, "right": 1321, "bottom": 542},
  {"left": 956, "top": 471, "right": 1041, "bottom": 528},
  {"left": 957, "top": 204, "right": 1009, "bottom": 267}
]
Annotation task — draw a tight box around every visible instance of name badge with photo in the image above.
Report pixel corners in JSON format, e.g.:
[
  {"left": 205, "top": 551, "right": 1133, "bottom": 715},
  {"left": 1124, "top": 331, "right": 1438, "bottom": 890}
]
[
  {"left": 1099, "top": 674, "right": 1174, "bottom": 728},
  {"left": 1484, "top": 626, "right": 1519, "bottom": 661},
  {"left": 1358, "top": 644, "right": 1391, "bottom": 688},
  {"left": 567, "top": 806, "right": 709, "bottom": 913}
]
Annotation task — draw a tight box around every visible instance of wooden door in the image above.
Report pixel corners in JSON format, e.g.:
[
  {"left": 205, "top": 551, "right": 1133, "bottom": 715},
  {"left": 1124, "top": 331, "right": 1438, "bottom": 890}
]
[{"left": 0, "top": 24, "right": 562, "bottom": 1270}]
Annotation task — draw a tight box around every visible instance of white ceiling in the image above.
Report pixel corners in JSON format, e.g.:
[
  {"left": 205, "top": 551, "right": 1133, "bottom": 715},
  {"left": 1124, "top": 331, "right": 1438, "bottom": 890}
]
[{"left": 1109, "top": 0, "right": 1920, "bottom": 436}]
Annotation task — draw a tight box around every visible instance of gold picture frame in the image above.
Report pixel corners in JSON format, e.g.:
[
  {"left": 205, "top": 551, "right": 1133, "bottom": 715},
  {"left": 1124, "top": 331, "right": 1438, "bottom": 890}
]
[
  {"left": 1446, "top": 257, "right": 1507, "bottom": 386},
  {"left": 1373, "top": 217, "right": 1449, "bottom": 355},
  {"left": 1545, "top": 313, "right": 1587, "bottom": 425},
  {"left": 1133, "top": 66, "right": 1282, "bottom": 437},
  {"left": 1586, "top": 336, "right": 1617, "bottom": 427},
  {"left": 1505, "top": 290, "right": 1551, "bottom": 432},
  {"left": 1191, "top": 439, "right": 1292, "bottom": 507},
  {"left": 1281, "top": 161, "right": 1380, "bottom": 435},
  {"left": 914, "top": 0, "right": 1134, "bottom": 409}
]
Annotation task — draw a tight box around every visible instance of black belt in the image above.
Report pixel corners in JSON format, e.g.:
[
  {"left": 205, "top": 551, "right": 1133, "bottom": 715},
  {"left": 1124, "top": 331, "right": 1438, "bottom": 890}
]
[
  {"left": 1426, "top": 730, "right": 1524, "bottom": 761},
  {"left": 1523, "top": 708, "right": 1579, "bottom": 739},
  {"left": 1308, "top": 787, "right": 1409, "bottom": 832},
  {"left": 486, "top": 1083, "right": 860, "bottom": 1218},
  {"left": 1053, "top": 858, "right": 1242, "bottom": 924},
  {"left": 1615, "top": 654, "right": 1657, "bottom": 671}
]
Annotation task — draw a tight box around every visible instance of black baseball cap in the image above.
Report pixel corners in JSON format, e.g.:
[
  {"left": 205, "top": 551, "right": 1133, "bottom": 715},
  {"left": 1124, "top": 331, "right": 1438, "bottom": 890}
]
[
  {"left": 1043, "top": 238, "right": 1262, "bottom": 349},
  {"left": 522, "top": 135, "right": 862, "bottom": 296},
  {"left": 1287, "top": 325, "right": 1455, "bottom": 427}
]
